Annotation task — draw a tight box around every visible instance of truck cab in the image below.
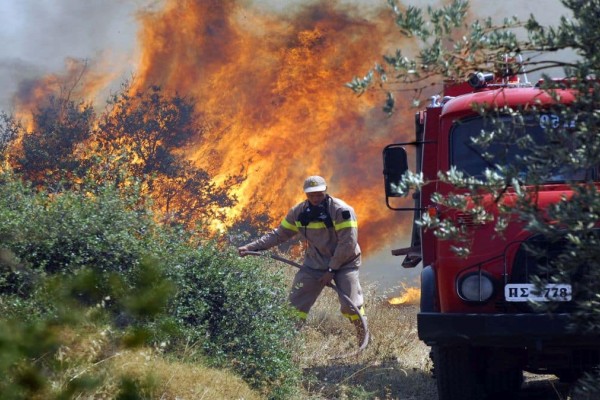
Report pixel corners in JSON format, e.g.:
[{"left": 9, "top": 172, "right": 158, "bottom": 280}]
[{"left": 383, "top": 73, "right": 600, "bottom": 400}]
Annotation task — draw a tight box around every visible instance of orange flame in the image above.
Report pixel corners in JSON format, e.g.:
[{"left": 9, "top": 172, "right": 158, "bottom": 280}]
[
  {"left": 14, "top": 57, "right": 119, "bottom": 132},
  {"left": 131, "top": 0, "right": 418, "bottom": 253},
  {"left": 12, "top": 0, "right": 421, "bottom": 255},
  {"left": 388, "top": 285, "right": 421, "bottom": 306}
]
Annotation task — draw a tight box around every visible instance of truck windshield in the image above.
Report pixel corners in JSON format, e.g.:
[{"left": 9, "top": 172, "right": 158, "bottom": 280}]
[{"left": 450, "top": 114, "right": 594, "bottom": 183}]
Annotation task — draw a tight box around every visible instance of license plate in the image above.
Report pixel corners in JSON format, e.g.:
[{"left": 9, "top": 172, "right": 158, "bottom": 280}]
[{"left": 505, "top": 283, "right": 572, "bottom": 302}]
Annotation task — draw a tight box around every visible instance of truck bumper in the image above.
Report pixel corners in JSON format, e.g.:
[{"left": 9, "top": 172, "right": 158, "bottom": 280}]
[{"left": 418, "top": 312, "right": 600, "bottom": 347}]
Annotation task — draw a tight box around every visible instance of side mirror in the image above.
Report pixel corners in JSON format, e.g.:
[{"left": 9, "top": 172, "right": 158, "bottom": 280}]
[{"left": 383, "top": 145, "right": 409, "bottom": 198}]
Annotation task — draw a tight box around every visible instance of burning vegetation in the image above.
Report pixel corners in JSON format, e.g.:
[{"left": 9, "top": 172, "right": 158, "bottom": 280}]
[{"left": 3, "top": 0, "right": 418, "bottom": 254}]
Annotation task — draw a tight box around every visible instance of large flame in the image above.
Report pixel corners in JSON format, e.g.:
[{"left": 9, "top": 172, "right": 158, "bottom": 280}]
[
  {"left": 13, "top": 0, "right": 421, "bottom": 256},
  {"left": 131, "top": 0, "right": 418, "bottom": 253}
]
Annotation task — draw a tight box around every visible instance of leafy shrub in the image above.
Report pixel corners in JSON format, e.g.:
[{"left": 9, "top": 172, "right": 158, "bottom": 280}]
[
  {"left": 0, "top": 171, "right": 302, "bottom": 398},
  {"left": 167, "top": 245, "right": 302, "bottom": 398},
  {"left": 0, "top": 258, "right": 175, "bottom": 399}
]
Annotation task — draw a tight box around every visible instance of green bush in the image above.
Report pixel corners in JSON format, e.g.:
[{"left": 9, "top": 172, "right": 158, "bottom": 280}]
[
  {"left": 167, "top": 245, "right": 302, "bottom": 398},
  {"left": 0, "top": 171, "right": 302, "bottom": 398},
  {"left": 0, "top": 175, "right": 155, "bottom": 300},
  {"left": 0, "top": 259, "right": 173, "bottom": 399}
]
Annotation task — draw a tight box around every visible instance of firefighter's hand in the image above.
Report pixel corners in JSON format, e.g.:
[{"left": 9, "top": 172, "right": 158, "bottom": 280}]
[
  {"left": 319, "top": 271, "right": 335, "bottom": 286},
  {"left": 238, "top": 246, "right": 250, "bottom": 257}
]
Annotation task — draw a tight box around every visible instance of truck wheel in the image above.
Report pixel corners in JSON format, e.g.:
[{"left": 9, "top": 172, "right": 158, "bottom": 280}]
[
  {"left": 432, "top": 345, "right": 482, "bottom": 400},
  {"left": 484, "top": 367, "right": 523, "bottom": 399},
  {"left": 554, "top": 369, "right": 582, "bottom": 383}
]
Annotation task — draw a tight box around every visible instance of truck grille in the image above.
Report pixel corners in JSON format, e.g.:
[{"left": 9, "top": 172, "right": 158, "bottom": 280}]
[
  {"left": 510, "top": 234, "right": 568, "bottom": 284},
  {"left": 505, "top": 231, "right": 598, "bottom": 313}
]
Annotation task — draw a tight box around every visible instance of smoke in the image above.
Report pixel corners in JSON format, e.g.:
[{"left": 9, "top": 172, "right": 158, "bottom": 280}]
[{"left": 0, "top": 0, "right": 154, "bottom": 112}]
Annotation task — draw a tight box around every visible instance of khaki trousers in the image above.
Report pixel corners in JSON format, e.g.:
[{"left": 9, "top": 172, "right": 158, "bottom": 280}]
[{"left": 289, "top": 266, "right": 364, "bottom": 318}]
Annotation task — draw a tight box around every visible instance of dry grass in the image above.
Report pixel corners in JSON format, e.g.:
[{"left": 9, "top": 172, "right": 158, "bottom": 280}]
[
  {"left": 102, "top": 349, "right": 263, "bottom": 399},
  {"left": 293, "top": 282, "right": 437, "bottom": 400},
  {"left": 46, "top": 325, "right": 263, "bottom": 400}
]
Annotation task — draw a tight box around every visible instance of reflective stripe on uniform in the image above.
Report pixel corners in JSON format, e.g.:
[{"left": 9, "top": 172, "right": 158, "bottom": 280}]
[
  {"left": 293, "top": 220, "right": 358, "bottom": 230},
  {"left": 342, "top": 305, "right": 365, "bottom": 321},
  {"left": 281, "top": 218, "right": 299, "bottom": 232},
  {"left": 294, "top": 221, "right": 328, "bottom": 229},
  {"left": 334, "top": 220, "right": 358, "bottom": 231}
]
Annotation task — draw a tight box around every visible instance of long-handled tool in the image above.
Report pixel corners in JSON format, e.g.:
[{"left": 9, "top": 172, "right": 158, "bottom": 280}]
[{"left": 245, "top": 251, "right": 370, "bottom": 357}]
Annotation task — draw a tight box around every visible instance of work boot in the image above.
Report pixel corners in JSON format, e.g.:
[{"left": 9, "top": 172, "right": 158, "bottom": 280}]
[{"left": 352, "top": 317, "right": 369, "bottom": 348}]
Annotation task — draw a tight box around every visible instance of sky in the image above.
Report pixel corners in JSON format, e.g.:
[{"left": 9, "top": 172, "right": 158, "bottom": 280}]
[{"left": 0, "top": 0, "right": 573, "bottom": 292}]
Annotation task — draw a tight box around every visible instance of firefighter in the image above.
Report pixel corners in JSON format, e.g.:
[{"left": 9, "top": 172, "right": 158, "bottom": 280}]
[{"left": 238, "top": 175, "right": 367, "bottom": 345}]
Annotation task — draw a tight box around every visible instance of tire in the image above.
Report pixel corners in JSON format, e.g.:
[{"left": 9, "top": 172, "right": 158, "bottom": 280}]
[
  {"left": 484, "top": 367, "right": 523, "bottom": 399},
  {"left": 420, "top": 266, "right": 436, "bottom": 312},
  {"left": 554, "top": 369, "right": 582, "bottom": 383},
  {"left": 432, "top": 345, "right": 482, "bottom": 400}
]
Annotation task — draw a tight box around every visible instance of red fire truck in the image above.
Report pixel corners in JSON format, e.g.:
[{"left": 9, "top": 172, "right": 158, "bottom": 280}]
[{"left": 383, "top": 72, "right": 600, "bottom": 399}]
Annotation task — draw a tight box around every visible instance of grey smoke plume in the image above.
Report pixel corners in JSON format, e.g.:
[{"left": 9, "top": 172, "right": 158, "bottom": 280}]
[{"left": 0, "top": 0, "right": 157, "bottom": 112}]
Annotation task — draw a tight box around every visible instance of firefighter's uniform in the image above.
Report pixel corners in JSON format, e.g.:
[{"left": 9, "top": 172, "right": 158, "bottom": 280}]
[{"left": 244, "top": 194, "right": 365, "bottom": 322}]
